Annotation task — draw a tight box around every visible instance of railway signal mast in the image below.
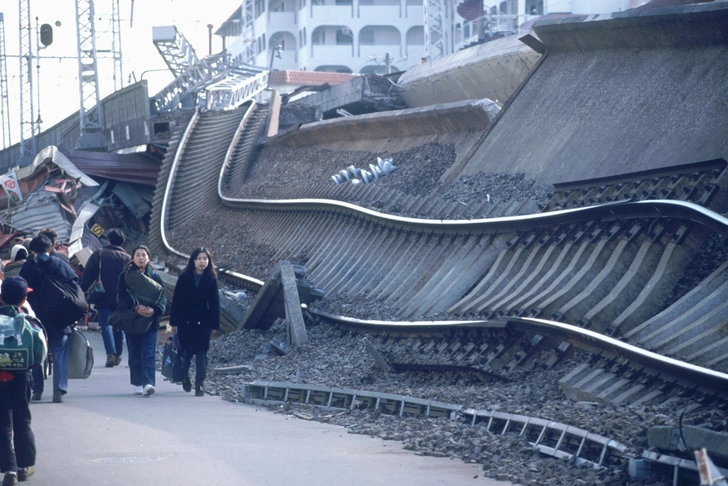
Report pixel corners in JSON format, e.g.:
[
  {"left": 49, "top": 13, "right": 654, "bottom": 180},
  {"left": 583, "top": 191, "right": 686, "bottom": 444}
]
[{"left": 75, "top": 0, "right": 107, "bottom": 150}]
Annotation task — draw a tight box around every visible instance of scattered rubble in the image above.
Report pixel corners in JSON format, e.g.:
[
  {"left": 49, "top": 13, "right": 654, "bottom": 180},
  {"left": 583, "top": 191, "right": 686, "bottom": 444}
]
[{"left": 180, "top": 320, "right": 714, "bottom": 485}]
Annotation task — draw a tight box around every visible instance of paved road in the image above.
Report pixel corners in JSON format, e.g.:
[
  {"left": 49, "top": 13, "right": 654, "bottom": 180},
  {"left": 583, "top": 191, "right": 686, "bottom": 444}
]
[{"left": 27, "top": 329, "right": 511, "bottom": 486}]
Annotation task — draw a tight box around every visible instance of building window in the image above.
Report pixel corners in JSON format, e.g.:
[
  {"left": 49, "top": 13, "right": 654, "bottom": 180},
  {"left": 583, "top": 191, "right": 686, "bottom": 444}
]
[
  {"left": 359, "top": 30, "right": 374, "bottom": 45},
  {"left": 303, "top": 27, "right": 307, "bottom": 45},
  {"left": 336, "top": 28, "right": 353, "bottom": 45},
  {"left": 313, "top": 30, "right": 324, "bottom": 44},
  {"left": 335, "top": 0, "right": 352, "bottom": 4},
  {"left": 273, "top": 1, "right": 285, "bottom": 11}
]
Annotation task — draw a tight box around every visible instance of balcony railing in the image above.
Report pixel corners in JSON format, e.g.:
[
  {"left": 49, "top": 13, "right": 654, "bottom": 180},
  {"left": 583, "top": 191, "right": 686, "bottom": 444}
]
[
  {"left": 269, "top": 11, "right": 297, "bottom": 28},
  {"left": 358, "top": 4, "right": 400, "bottom": 18},
  {"left": 311, "top": 43, "right": 355, "bottom": 58},
  {"left": 310, "top": 4, "right": 354, "bottom": 21},
  {"left": 358, "top": 43, "right": 401, "bottom": 59}
]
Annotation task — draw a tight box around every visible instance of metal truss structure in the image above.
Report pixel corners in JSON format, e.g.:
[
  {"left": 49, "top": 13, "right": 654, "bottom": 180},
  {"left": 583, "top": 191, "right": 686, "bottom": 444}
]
[
  {"left": 424, "top": 0, "right": 450, "bottom": 61},
  {"left": 75, "top": 0, "right": 106, "bottom": 149},
  {"left": 152, "top": 52, "right": 228, "bottom": 113},
  {"left": 18, "top": 0, "right": 36, "bottom": 159},
  {"left": 0, "top": 14, "right": 11, "bottom": 149},
  {"left": 205, "top": 67, "right": 269, "bottom": 111},
  {"left": 152, "top": 25, "right": 199, "bottom": 78},
  {"left": 111, "top": 0, "right": 123, "bottom": 91},
  {"left": 153, "top": 44, "right": 268, "bottom": 114}
]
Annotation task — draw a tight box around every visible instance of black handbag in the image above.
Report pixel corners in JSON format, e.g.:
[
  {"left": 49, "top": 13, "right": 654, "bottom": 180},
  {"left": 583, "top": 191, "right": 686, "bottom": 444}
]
[
  {"left": 161, "top": 334, "right": 181, "bottom": 382},
  {"left": 109, "top": 296, "right": 153, "bottom": 335},
  {"left": 85, "top": 250, "right": 106, "bottom": 305}
]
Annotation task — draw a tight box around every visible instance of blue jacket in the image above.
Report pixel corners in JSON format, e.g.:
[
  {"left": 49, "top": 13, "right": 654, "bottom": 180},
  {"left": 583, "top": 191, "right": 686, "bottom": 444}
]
[{"left": 20, "top": 253, "right": 80, "bottom": 339}]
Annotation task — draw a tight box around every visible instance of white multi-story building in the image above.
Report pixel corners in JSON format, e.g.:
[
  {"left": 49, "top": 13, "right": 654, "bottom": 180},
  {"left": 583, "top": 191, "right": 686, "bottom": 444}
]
[{"left": 213, "top": 0, "right": 635, "bottom": 75}]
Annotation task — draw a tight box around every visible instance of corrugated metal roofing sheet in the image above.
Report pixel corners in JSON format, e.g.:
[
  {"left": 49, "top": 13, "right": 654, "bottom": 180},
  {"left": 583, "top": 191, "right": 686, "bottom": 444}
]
[
  {"left": 7, "top": 201, "right": 72, "bottom": 243},
  {"left": 66, "top": 148, "right": 163, "bottom": 187}
]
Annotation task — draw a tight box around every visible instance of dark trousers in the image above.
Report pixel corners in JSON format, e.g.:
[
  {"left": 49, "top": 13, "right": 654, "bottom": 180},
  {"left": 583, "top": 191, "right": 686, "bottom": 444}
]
[
  {"left": 30, "top": 366, "right": 43, "bottom": 395},
  {"left": 184, "top": 351, "right": 208, "bottom": 387},
  {"left": 0, "top": 371, "right": 36, "bottom": 473}
]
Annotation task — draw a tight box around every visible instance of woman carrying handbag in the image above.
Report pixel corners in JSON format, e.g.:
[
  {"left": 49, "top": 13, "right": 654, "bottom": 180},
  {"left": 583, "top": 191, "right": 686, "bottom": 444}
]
[
  {"left": 80, "top": 229, "right": 131, "bottom": 368},
  {"left": 169, "top": 248, "right": 220, "bottom": 397},
  {"left": 115, "top": 245, "right": 167, "bottom": 397}
]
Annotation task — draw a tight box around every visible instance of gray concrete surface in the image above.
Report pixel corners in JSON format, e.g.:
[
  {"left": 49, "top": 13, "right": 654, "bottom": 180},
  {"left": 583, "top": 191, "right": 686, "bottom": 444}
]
[
  {"left": 461, "top": 4, "right": 728, "bottom": 189},
  {"left": 29, "top": 329, "right": 511, "bottom": 486}
]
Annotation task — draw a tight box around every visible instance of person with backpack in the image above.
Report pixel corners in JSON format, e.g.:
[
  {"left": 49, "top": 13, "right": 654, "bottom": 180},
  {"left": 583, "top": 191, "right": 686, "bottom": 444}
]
[
  {"left": 38, "top": 229, "right": 70, "bottom": 265},
  {"left": 20, "top": 235, "right": 85, "bottom": 404},
  {"left": 0, "top": 276, "right": 47, "bottom": 485},
  {"left": 79, "top": 229, "right": 130, "bottom": 368},
  {"left": 116, "top": 245, "right": 166, "bottom": 397},
  {"left": 170, "top": 248, "right": 220, "bottom": 397}
]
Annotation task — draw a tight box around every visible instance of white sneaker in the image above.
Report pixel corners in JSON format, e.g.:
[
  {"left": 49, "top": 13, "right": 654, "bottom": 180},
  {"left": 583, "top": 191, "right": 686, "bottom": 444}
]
[
  {"left": 134, "top": 386, "right": 143, "bottom": 395},
  {"left": 143, "top": 384, "right": 155, "bottom": 396}
]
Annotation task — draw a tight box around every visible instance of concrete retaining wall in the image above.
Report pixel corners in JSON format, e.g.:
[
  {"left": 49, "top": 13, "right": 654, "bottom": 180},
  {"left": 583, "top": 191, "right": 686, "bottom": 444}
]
[
  {"left": 271, "top": 99, "right": 495, "bottom": 148},
  {"left": 458, "top": 4, "right": 728, "bottom": 195}
]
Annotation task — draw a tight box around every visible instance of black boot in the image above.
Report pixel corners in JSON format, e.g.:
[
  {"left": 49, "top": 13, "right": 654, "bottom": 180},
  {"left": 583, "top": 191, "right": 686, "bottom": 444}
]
[
  {"left": 182, "top": 376, "right": 191, "bottom": 393},
  {"left": 195, "top": 385, "right": 203, "bottom": 397}
]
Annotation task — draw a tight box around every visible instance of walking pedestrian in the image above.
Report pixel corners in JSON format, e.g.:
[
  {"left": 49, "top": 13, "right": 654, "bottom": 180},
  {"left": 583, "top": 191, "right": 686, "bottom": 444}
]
[
  {"left": 20, "top": 235, "right": 83, "bottom": 404},
  {"left": 0, "top": 276, "right": 47, "bottom": 485},
  {"left": 38, "top": 229, "right": 70, "bottom": 265},
  {"left": 116, "top": 246, "right": 166, "bottom": 397},
  {"left": 79, "top": 229, "right": 130, "bottom": 368},
  {"left": 170, "top": 248, "right": 220, "bottom": 397}
]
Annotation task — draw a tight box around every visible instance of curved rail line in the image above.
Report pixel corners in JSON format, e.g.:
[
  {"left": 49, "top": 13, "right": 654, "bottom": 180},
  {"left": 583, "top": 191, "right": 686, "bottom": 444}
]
[
  {"left": 154, "top": 103, "right": 728, "bottom": 401},
  {"left": 310, "top": 309, "right": 728, "bottom": 391},
  {"left": 159, "top": 101, "right": 264, "bottom": 287}
]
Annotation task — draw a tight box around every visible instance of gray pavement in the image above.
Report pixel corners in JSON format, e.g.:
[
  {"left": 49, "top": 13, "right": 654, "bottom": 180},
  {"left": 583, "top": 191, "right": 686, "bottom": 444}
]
[{"left": 28, "top": 329, "right": 511, "bottom": 486}]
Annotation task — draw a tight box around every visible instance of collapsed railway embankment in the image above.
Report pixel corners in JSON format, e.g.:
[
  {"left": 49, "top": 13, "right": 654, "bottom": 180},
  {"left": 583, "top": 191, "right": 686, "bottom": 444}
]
[{"left": 145, "top": 5, "right": 728, "bottom": 484}]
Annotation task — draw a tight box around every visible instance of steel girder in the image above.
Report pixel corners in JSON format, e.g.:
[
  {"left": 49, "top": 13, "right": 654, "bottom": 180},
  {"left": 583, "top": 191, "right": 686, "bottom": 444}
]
[{"left": 153, "top": 25, "right": 199, "bottom": 78}]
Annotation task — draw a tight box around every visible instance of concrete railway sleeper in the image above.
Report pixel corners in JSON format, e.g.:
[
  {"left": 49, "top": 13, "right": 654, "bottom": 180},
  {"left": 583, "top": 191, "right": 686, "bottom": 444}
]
[{"left": 145, "top": 106, "right": 728, "bottom": 476}]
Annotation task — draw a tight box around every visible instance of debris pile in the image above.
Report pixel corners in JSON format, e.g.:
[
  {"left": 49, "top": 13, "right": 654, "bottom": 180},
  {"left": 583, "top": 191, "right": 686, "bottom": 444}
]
[
  {"left": 191, "top": 321, "right": 700, "bottom": 486},
  {"left": 0, "top": 145, "right": 161, "bottom": 272},
  {"left": 331, "top": 157, "right": 398, "bottom": 185}
]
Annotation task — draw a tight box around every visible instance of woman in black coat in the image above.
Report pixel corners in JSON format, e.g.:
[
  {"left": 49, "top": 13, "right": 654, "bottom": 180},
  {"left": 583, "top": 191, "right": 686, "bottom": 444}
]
[{"left": 170, "top": 248, "right": 220, "bottom": 396}]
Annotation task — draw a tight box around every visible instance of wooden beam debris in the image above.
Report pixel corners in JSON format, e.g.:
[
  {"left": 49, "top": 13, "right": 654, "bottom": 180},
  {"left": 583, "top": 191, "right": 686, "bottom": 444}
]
[
  {"left": 241, "top": 262, "right": 324, "bottom": 331},
  {"left": 281, "top": 262, "right": 307, "bottom": 346}
]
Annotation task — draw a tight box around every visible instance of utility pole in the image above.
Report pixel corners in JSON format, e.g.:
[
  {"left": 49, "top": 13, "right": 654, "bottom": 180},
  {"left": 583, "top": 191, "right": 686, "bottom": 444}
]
[
  {"left": 75, "top": 0, "right": 107, "bottom": 150},
  {"left": 0, "top": 14, "right": 11, "bottom": 149},
  {"left": 18, "top": 0, "right": 37, "bottom": 162}
]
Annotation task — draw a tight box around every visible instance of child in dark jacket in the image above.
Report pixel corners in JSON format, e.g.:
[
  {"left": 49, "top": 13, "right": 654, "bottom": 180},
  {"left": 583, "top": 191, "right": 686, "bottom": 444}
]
[{"left": 0, "top": 276, "right": 48, "bottom": 485}]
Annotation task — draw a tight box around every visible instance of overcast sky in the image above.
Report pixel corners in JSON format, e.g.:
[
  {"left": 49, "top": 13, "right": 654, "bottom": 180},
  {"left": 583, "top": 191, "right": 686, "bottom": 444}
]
[{"left": 2, "top": 0, "right": 242, "bottom": 147}]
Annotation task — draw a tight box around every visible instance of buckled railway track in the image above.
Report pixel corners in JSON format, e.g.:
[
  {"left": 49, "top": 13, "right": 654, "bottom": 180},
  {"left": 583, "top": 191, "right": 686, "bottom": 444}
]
[{"left": 149, "top": 101, "right": 728, "bottom": 471}]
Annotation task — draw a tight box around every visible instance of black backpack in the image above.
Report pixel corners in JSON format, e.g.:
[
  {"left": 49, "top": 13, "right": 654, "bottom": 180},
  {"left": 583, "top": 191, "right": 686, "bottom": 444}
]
[{"left": 39, "top": 273, "right": 87, "bottom": 327}]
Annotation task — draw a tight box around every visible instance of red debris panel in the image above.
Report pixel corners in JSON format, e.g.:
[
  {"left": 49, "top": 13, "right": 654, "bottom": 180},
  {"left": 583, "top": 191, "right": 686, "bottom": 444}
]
[
  {"left": 66, "top": 148, "right": 163, "bottom": 187},
  {"left": 45, "top": 179, "right": 82, "bottom": 218}
]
